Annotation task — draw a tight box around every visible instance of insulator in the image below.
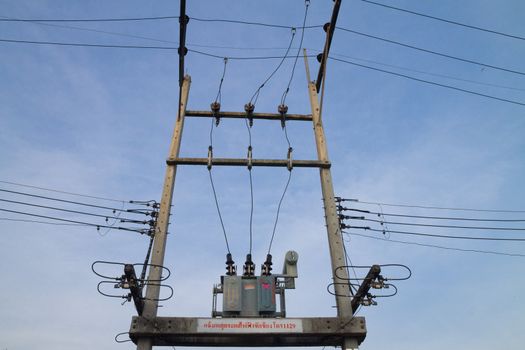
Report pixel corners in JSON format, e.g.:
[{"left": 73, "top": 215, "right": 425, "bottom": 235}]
[
  {"left": 278, "top": 104, "right": 288, "bottom": 129},
  {"left": 247, "top": 146, "right": 253, "bottom": 171},
  {"left": 244, "top": 103, "right": 255, "bottom": 127},
  {"left": 261, "top": 254, "right": 273, "bottom": 276},
  {"left": 207, "top": 146, "right": 213, "bottom": 170},
  {"left": 243, "top": 253, "right": 255, "bottom": 277},
  {"left": 225, "top": 253, "right": 236, "bottom": 276},
  {"left": 286, "top": 147, "right": 293, "bottom": 171},
  {"left": 211, "top": 101, "right": 221, "bottom": 126}
]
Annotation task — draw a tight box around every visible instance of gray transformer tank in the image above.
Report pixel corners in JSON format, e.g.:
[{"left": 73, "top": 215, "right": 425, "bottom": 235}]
[{"left": 212, "top": 251, "right": 298, "bottom": 318}]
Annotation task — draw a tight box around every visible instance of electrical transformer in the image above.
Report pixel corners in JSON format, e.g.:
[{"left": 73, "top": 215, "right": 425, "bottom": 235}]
[{"left": 212, "top": 251, "right": 298, "bottom": 318}]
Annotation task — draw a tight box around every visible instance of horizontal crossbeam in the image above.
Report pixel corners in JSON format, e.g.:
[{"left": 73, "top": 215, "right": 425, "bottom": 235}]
[
  {"left": 186, "top": 110, "right": 313, "bottom": 121},
  {"left": 167, "top": 157, "right": 331, "bottom": 168},
  {"left": 129, "top": 316, "right": 366, "bottom": 347}
]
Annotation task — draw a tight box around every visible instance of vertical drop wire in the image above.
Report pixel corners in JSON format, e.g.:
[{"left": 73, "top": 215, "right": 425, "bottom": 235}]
[
  {"left": 266, "top": 1, "right": 310, "bottom": 255},
  {"left": 208, "top": 58, "right": 232, "bottom": 254},
  {"left": 267, "top": 170, "right": 292, "bottom": 254}
]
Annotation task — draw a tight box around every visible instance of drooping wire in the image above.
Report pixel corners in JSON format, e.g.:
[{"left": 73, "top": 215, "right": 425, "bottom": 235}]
[
  {"left": 241, "top": 26, "right": 297, "bottom": 254},
  {"left": 344, "top": 230, "right": 525, "bottom": 258},
  {"left": 267, "top": 170, "right": 292, "bottom": 254},
  {"left": 280, "top": 0, "right": 310, "bottom": 107},
  {"left": 265, "top": 2, "right": 309, "bottom": 256},
  {"left": 214, "top": 58, "right": 228, "bottom": 105},
  {"left": 208, "top": 172, "right": 231, "bottom": 254},
  {"left": 208, "top": 58, "right": 232, "bottom": 254},
  {"left": 248, "top": 27, "right": 297, "bottom": 106}
]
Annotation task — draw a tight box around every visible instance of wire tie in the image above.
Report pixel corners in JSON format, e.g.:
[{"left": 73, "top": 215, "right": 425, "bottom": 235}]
[
  {"left": 247, "top": 146, "right": 253, "bottom": 170},
  {"left": 287, "top": 147, "right": 293, "bottom": 171},
  {"left": 207, "top": 146, "right": 213, "bottom": 170}
]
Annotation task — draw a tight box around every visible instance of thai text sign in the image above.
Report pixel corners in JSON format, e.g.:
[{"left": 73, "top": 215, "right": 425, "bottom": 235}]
[{"left": 197, "top": 318, "right": 303, "bottom": 333}]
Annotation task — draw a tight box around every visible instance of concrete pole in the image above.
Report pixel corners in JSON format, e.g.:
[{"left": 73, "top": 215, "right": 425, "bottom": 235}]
[
  {"left": 136, "top": 75, "right": 191, "bottom": 350},
  {"left": 305, "top": 54, "right": 357, "bottom": 350}
]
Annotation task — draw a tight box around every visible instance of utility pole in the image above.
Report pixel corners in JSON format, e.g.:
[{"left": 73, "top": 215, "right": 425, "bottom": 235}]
[
  {"left": 305, "top": 51, "right": 357, "bottom": 350},
  {"left": 135, "top": 76, "right": 191, "bottom": 350}
]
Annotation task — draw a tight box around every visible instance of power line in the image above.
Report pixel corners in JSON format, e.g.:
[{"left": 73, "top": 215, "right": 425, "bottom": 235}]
[
  {"left": 0, "top": 207, "right": 145, "bottom": 233},
  {"left": 0, "top": 198, "right": 145, "bottom": 224},
  {"left": 358, "top": 217, "right": 525, "bottom": 231},
  {"left": 342, "top": 198, "right": 525, "bottom": 213},
  {"left": 0, "top": 15, "right": 179, "bottom": 22},
  {"left": 343, "top": 207, "right": 525, "bottom": 222},
  {"left": 358, "top": 0, "right": 525, "bottom": 42},
  {"left": 190, "top": 16, "right": 321, "bottom": 30},
  {"left": 267, "top": 171, "right": 293, "bottom": 254},
  {"left": 0, "top": 180, "right": 125, "bottom": 203},
  {"left": 0, "top": 14, "right": 322, "bottom": 29},
  {"left": 0, "top": 188, "right": 128, "bottom": 213},
  {"left": 344, "top": 231, "right": 525, "bottom": 258},
  {"left": 330, "top": 52, "right": 525, "bottom": 92},
  {"left": 0, "top": 15, "right": 179, "bottom": 45},
  {"left": 336, "top": 26, "right": 525, "bottom": 76},
  {"left": 351, "top": 207, "right": 525, "bottom": 222},
  {"left": 348, "top": 226, "right": 525, "bottom": 242},
  {"left": 0, "top": 217, "right": 85, "bottom": 226},
  {"left": 330, "top": 57, "right": 525, "bottom": 107},
  {"left": 0, "top": 37, "right": 177, "bottom": 49}
]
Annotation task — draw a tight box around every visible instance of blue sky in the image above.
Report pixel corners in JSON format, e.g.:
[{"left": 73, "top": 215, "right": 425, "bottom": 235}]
[{"left": 1, "top": 1, "right": 524, "bottom": 349}]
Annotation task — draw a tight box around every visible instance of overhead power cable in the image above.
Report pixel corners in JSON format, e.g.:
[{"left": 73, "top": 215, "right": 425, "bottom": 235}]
[
  {"left": 0, "top": 217, "right": 85, "bottom": 226},
  {"left": 343, "top": 198, "right": 525, "bottom": 213},
  {"left": 330, "top": 52, "right": 525, "bottom": 92},
  {"left": 0, "top": 197, "right": 143, "bottom": 223},
  {"left": 330, "top": 57, "right": 525, "bottom": 107},
  {"left": 349, "top": 226, "right": 525, "bottom": 242},
  {"left": 358, "top": 0, "right": 525, "bottom": 42},
  {"left": 0, "top": 37, "right": 179, "bottom": 50},
  {"left": 358, "top": 217, "right": 525, "bottom": 231},
  {"left": 336, "top": 26, "right": 525, "bottom": 76},
  {"left": 0, "top": 14, "right": 321, "bottom": 29},
  {"left": 0, "top": 15, "right": 179, "bottom": 22},
  {"left": 0, "top": 15, "right": 180, "bottom": 45},
  {"left": 343, "top": 207, "right": 525, "bottom": 222},
  {"left": 0, "top": 180, "right": 125, "bottom": 203},
  {"left": 0, "top": 188, "right": 129, "bottom": 213},
  {"left": 190, "top": 16, "right": 321, "bottom": 30},
  {"left": 344, "top": 231, "right": 525, "bottom": 258},
  {"left": 0, "top": 208, "right": 146, "bottom": 233}
]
